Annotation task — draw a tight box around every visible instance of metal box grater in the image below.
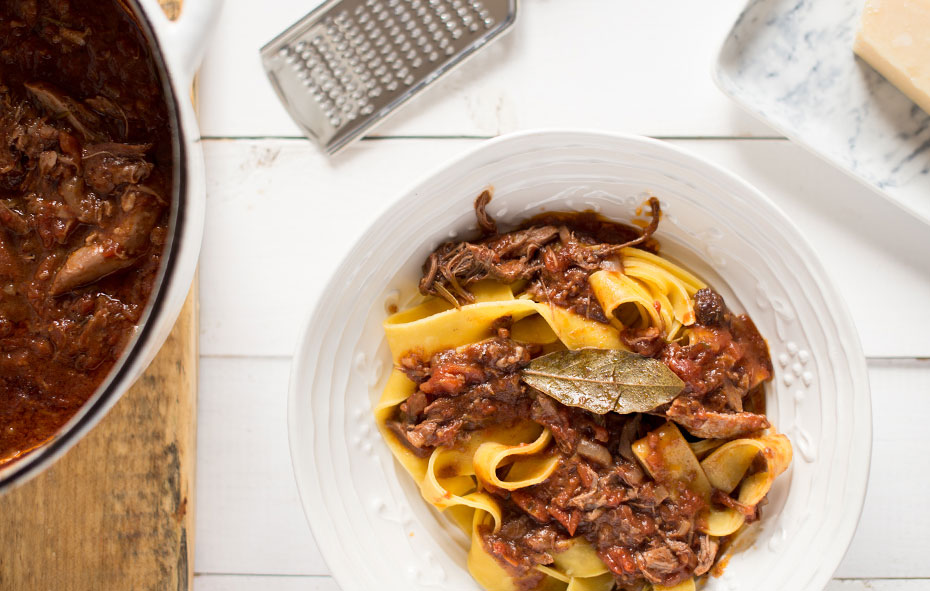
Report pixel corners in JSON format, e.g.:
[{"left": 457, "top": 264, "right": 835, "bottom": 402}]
[{"left": 260, "top": 0, "right": 517, "bottom": 154}]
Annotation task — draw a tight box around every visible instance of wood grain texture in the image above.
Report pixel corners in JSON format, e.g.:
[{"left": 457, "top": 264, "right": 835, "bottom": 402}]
[
  {"left": 0, "top": 285, "right": 198, "bottom": 591},
  {"left": 0, "top": 1, "right": 197, "bottom": 590}
]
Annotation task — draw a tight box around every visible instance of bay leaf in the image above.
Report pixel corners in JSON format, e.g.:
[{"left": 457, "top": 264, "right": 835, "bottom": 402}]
[{"left": 521, "top": 349, "right": 684, "bottom": 415}]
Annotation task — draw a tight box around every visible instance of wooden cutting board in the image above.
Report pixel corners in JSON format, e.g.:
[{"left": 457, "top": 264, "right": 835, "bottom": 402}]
[{"left": 0, "top": 2, "right": 198, "bottom": 590}]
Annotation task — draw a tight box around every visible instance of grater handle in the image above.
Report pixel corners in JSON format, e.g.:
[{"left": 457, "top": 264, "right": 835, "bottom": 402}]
[{"left": 138, "top": 0, "right": 224, "bottom": 86}]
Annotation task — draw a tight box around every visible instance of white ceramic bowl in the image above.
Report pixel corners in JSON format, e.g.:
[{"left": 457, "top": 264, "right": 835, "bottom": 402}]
[{"left": 288, "top": 130, "right": 871, "bottom": 591}]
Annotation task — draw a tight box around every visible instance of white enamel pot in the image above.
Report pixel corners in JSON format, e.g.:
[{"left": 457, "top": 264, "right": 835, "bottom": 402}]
[{"left": 0, "top": 0, "right": 222, "bottom": 492}]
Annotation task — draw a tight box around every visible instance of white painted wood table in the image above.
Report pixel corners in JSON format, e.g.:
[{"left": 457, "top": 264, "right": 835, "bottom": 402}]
[{"left": 192, "top": 1, "right": 930, "bottom": 589}]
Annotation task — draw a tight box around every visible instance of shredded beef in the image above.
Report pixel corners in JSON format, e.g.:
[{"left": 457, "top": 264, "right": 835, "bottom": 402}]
[
  {"left": 620, "top": 326, "right": 665, "bottom": 357},
  {"left": 478, "top": 508, "right": 564, "bottom": 591},
  {"left": 659, "top": 291, "right": 772, "bottom": 439},
  {"left": 498, "top": 449, "right": 707, "bottom": 588},
  {"left": 414, "top": 197, "right": 775, "bottom": 440},
  {"left": 694, "top": 534, "right": 719, "bottom": 576},
  {"left": 418, "top": 193, "right": 661, "bottom": 321},
  {"left": 390, "top": 334, "right": 535, "bottom": 451},
  {"left": 712, "top": 488, "right": 759, "bottom": 521},
  {"left": 530, "top": 394, "right": 609, "bottom": 455},
  {"left": 666, "top": 399, "right": 769, "bottom": 439}
]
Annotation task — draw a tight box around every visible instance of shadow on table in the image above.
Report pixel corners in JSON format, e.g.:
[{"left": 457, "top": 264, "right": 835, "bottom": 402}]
[{"left": 733, "top": 139, "right": 930, "bottom": 281}]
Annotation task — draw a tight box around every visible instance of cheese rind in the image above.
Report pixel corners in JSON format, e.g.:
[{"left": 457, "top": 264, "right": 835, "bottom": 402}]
[{"left": 854, "top": 0, "right": 930, "bottom": 115}]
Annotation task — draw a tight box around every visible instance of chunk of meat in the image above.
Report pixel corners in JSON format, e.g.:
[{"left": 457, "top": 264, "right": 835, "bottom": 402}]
[
  {"left": 712, "top": 489, "right": 759, "bottom": 520},
  {"left": 397, "top": 374, "right": 531, "bottom": 449},
  {"left": 24, "top": 81, "right": 106, "bottom": 142},
  {"left": 85, "top": 96, "right": 129, "bottom": 137},
  {"left": 58, "top": 174, "right": 109, "bottom": 225},
  {"left": 621, "top": 326, "right": 665, "bottom": 357},
  {"left": 48, "top": 242, "right": 136, "bottom": 295},
  {"left": 0, "top": 97, "right": 61, "bottom": 175},
  {"left": 418, "top": 192, "right": 659, "bottom": 317},
  {"left": 527, "top": 242, "right": 609, "bottom": 322},
  {"left": 28, "top": 196, "right": 78, "bottom": 247},
  {"left": 0, "top": 202, "right": 30, "bottom": 235},
  {"left": 485, "top": 225, "right": 562, "bottom": 260},
  {"left": 658, "top": 289, "right": 774, "bottom": 438},
  {"left": 418, "top": 336, "right": 531, "bottom": 397},
  {"left": 636, "top": 545, "right": 689, "bottom": 585},
  {"left": 107, "top": 189, "right": 163, "bottom": 253},
  {"left": 530, "top": 394, "right": 608, "bottom": 455},
  {"left": 0, "top": 105, "right": 25, "bottom": 176},
  {"left": 82, "top": 142, "right": 153, "bottom": 195},
  {"left": 419, "top": 239, "right": 547, "bottom": 304},
  {"left": 661, "top": 292, "right": 772, "bottom": 399},
  {"left": 50, "top": 188, "right": 163, "bottom": 295},
  {"left": 694, "top": 534, "right": 719, "bottom": 576},
  {"left": 693, "top": 287, "right": 726, "bottom": 326},
  {"left": 391, "top": 336, "right": 535, "bottom": 450},
  {"left": 666, "top": 398, "right": 769, "bottom": 439},
  {"left": 474, "top": 189, "right": 497, "bottom": 235},
  {"left": 481, "top": 513, "right": 569, "bottom": 569},
  {"left": 0, "top": 230, "right": 22, "bottom": 280}
]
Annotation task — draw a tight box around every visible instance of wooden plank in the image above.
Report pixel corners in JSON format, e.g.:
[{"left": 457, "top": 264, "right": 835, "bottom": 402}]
[
  {"left": 836, "top": 359, "right": 930, "bottom": 578},
  {"left": 196, "top": 0, "right": 776, "bottom": 139},
  {"left": 0, "top": 286, "right": 198, "bottom": 591},
  {"left": 827, "top": 582, "right": 930, "bottom": 591},
  {"left": 199, "top": 138, "right": 930, "bottom": 359},
  {"left": 195, "top": 357, "right": 326, "bottom": 576},
  {"left": 193, "top": 356, "right": 930, "bottom": 579}
]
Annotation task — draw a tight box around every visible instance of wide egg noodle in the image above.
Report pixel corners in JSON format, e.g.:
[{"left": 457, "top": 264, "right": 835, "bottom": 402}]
[
  {"left": 700, "top": 433, "right": 793, "bottom": 536},
  {"left": 631, "top": 422, "right": 712, "bottom": 501},
  {"left": 384, "top": 292, "right": 624, "bottom": 365},
  {"left": 549, "top": 538, "right": 608, "bottom": 578},
  {"left": 374, "top": 370, "right": 430, "bottom": 481},
  {"left": 589, "top": 270, "right": 658, "bottom": 330},
  {"left": 632, "top": 421, "right": 793, "bottom": 538},
  {"left": 420, "top": 421, "right": 543, "bottom": 530},
  {"left": 653, "top": 580, "right": 697, "bottom": 591},
  {"left": 589, "top": 249, "right": 706, "bottom": 340},
  {"left": 619, "top": 247, "right": 705, "bottom": 293},
  {"left": 473, "top": 428, "right": 560, "bottom": 491}
]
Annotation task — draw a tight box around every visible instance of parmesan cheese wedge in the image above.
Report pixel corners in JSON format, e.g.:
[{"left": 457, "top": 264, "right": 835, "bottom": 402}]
[{"left": 854, "top": 0, "right": 930, "bottom": 115}]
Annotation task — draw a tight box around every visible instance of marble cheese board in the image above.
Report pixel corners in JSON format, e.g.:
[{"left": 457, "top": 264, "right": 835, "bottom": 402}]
[{"left": 715, "top": 0, "right": 930, "bottom": 226}]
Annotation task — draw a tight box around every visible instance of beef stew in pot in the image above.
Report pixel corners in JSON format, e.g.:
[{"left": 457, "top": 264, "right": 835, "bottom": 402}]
[{"left": 0, "top": 0, "right": 173, "bottom": 465}]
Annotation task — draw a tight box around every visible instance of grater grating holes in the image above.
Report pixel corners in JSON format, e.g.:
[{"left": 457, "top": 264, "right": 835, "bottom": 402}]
[{"left": 262, "top": 0, "right": 514, "bottom": 152}]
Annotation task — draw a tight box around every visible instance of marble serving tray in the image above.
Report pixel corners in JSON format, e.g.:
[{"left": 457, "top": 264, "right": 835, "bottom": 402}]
[{"left": 715, "top": 0, "right": 930, "bottom": 226}]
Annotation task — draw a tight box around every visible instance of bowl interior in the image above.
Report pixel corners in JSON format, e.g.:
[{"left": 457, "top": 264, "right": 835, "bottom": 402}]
[{"left": 289, "top": 131, "right": 871, "bottom": 591}]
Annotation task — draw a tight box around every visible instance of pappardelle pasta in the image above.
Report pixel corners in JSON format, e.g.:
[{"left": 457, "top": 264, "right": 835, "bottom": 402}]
[{"left": 376, "top": 192, "right": 792, "bottom": 591}]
